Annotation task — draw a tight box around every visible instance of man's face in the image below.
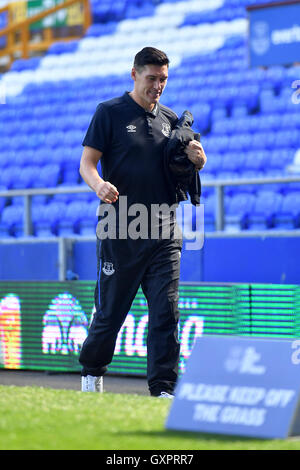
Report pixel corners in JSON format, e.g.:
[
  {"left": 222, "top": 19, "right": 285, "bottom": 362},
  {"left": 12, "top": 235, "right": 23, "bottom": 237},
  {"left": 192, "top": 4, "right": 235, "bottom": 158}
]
[{"left": 131, "top": 64, "right": 168, "bottom": 110}]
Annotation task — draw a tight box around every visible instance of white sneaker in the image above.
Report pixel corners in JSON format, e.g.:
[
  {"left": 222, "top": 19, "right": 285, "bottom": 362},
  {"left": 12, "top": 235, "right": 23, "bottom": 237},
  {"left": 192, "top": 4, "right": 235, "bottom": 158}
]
[
  {"left": 81, "top": 375, "right": 103, "bottom": 392},
  {"left": 158, "top": 391, "right": 174, "bottom": 399}
]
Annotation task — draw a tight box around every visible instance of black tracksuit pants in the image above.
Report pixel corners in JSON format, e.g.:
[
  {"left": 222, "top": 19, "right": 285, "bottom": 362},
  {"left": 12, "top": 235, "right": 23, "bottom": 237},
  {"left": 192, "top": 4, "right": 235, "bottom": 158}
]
[{"left": 79, "top": 230, "right": 182, "bottom": 396}]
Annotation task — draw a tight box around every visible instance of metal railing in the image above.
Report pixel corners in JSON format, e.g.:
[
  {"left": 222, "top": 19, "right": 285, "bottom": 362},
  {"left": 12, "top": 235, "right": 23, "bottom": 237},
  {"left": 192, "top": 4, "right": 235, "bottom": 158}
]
[
  {"left": 0, "top": 184, "right": 92, "bottom": 236},
  {"left": 1, "top": 176, "right": 300, "bottom": 280},
  {"left": 203, "top": 174, "right": 300, "bottom": 231},
  {"left": 1, "top": 174, "right": 300, "bottom": 235}
]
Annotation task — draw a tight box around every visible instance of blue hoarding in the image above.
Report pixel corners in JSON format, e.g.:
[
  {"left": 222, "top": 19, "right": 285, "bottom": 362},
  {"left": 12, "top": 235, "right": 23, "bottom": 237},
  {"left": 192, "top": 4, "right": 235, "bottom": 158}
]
[{"left": 248, "top": 1, "right": 300, "bottom": 67}]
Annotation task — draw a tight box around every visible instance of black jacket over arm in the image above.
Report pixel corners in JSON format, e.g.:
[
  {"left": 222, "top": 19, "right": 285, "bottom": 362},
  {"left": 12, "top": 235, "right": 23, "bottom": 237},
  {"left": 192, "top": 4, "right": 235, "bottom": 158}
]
[{"left": 164, "top": 110, "right": 201, "bottom": 206}]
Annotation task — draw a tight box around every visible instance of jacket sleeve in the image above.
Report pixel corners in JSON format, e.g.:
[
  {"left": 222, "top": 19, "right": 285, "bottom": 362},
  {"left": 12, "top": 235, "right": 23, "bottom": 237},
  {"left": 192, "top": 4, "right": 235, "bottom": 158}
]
[{"left": 165, "top": 110, "right": 202, "bottom": 206}]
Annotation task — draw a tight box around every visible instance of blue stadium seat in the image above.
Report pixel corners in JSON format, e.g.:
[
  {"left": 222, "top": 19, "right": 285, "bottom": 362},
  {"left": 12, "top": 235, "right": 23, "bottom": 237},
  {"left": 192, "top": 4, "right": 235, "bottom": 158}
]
[
  {"left": 0, "top": 151, "right": 16, "bottom": 169},
  {"left": 16, "top": 119, "right": 36, "bottom": 134},
  {"left": 188, "top": 103, "right": 211, "bottom": 133},
  {"left": 275, "top": 130, "right": 300, "bottom": 149},
  {"left": 30, "top": 104, "right": 55, "bottom": 120},
  {"left": 50, "top": 184, "right": 73, "bottom": 204},
  {"left": 243, "top": 151, "right": 269, "bottom": 172},
  {"left": 281, "top": 113, "right": 300, "bottom": 130},
  {"left": 8, "top": 165, "right": 41, "bottom": 205},
  {"left": 0, "top": 106, "right": 17, "bottom": 123},
  {"left": 125, "top": 2, "right": 155, "bottom": 19},
  {"left": 245, "top": 191, "right": 283, "bottom": 230},
  {"left": 0, "top": 205, "right": 24, "bottom": 237},
  {"left": 56, "top": 201, "right": 89, "bottom": 235},
  {"left": 73, "top": 181, "right": 95, "bottom": 203},
  {"left": 259, "top": 113, "right": 281, "bottom": 131},
  {"left": 72, "top": 114, "right": 92, "bottom": 131},
  {"left": 46, "top": 40, "right": 79, "bottom": 55},
  {"left": 284, "top": 66, "right": 300, "bottom": 90},
  {"left": 272, "top": 192, "right": 300, "bottom": 229},
  {"left": 201, "top": 135, "right": 229, "bottom": 153},
  {"left": 0, "top": 136, "right": 16, "bottom": 152},
  {"left": 237, "top": 85, "right": 259, "bottom": 112},
  {"left": 85, "top": 21, "right": 118, "bottom": 37},
  {"left": 203, "top": 153, "right": 223, "bottom": 174},
  {"left": 268, "top": 149, "right": 295, "bottom": 171},
  {"left": 10, "top": 57, "right": 41, "bottom": 72},
  {"left": 211, "top": 106, "right": 227, "bottom": 121},
  {"left": 227, "top": 133, "right": 252, "bottom": 152},
  {"left": 61, "top": 148, "right": 81, "bottom": 184},
  {"left": 28, "top": 164, "right": 61, "bottom": 204},
  {"left": 1, "top": 120, "right": 20, "bottom": 136},
  {"left": 25, "top": 133, "right": 46, "bottom": 151},
  {"left": 222, "top": 152, "right": 245, "bottom": 173},
  {"left": 31, "top": 203, "right": 48, "bottom": 236},
  {"left": 262, "top": 169, "right": 285, "bottom": 193},
  {"left": 182, "top": 10, "right": 215, "bottom": 26},
  {"left": 44, "top": 131, "right": 65, "bottom": 149},
  {"left": 16, "top": 165, "right": 41, "bottom": 189},
  {"left": 31, "top": 148, "right": 51, "bottom": 167},
  {"left": 90, "top": 0, "right": 124, "bottom": 23},
  {"left": 50, "top": 148, "right": 65, "bottom": 167},
  {"left": 200, "top": 171, "right": 215, "bottom": 197},
  {"left": 251, "top": 131, "right": 275, "bottom": 150},
  {"left": 13, "top": 150, "right": 35, "bottom": 168},
  {"left": 211, "top": 118, "right": 232, "bottom": 135},
  {"left": 231, "top": 104, "right": 248, "bottom": 118},
  {"left": 260, "top": 95, "right": 287, "bottom": 114},
  {"left": 0, "top": 185, "right": 7, "bottom": 213},
  {"left": 216, "top": 171, "right": 240, "bottom": 196},
  {"left": 33, "top": 201, "right": 67, "bottom": 237},
  {"left": 63, "top": 130, "right": 84, "bottom": 148},
  {"left": 224, "top": 193, "right": 256, "bottom": 231},
  {"left": 202, "top": 194, "right": 216, "bottom": 232},
  {"left": 78, "top": 199, "right": 99, "bottom": 235},
  {"left": 238, "top": 170, "right": 265, "bottom": 194},
  {"left": 2, "top": 166, "right": 20, "bottom": 189},
  {"left": 39, "top": 164, "right": 61, "bottom": 188},
  {"left": 265, "top": 66, "right": 285, "bottom": 92}
]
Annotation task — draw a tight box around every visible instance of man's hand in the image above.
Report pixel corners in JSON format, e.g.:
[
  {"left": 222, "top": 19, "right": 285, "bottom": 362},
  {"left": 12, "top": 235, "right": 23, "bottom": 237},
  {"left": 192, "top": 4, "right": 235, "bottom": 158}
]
[
  {"left": 95, "top": 181, "right": 119, "bottom": 203},
  {"left": 80, "top": 147, "right": 119, "bottom": 203},
  {"left": 184, "top": 140, "right": 207, "bottom": 170}
]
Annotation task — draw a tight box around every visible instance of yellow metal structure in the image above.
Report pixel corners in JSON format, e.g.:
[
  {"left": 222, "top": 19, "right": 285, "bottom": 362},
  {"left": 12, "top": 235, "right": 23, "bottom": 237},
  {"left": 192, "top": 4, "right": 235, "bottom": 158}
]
[{"left": 0, "top": 0, "right": 91, "bottom": 69}]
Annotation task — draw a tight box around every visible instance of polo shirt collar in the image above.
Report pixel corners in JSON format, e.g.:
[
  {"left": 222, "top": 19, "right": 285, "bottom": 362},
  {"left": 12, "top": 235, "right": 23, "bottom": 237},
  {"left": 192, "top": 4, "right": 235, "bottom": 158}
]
[{"left": 124, "top": 92, "right": 159, "bottom": 118}]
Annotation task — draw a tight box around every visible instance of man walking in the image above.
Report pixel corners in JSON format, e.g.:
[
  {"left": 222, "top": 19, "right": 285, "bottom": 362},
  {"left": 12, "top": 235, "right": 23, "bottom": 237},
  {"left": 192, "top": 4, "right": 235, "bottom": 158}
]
[{"left": 79, "top": 47, "right": 206, "bottom": 397}]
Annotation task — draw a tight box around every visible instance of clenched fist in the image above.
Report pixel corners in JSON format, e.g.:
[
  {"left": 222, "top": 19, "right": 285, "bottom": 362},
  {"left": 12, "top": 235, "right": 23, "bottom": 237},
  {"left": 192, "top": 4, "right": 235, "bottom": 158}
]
[
  {"left": 184, "top": 140, "right": 207, "bottom": 170},
  {"left": 95, "top": 181, "right": 119, "bottom": 204}
]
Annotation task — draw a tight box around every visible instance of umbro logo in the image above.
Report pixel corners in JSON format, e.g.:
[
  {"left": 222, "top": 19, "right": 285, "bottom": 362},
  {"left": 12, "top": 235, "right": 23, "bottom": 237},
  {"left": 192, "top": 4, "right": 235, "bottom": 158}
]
[{"left": 126, "top": 124, "right": 136, "bottom": 133}]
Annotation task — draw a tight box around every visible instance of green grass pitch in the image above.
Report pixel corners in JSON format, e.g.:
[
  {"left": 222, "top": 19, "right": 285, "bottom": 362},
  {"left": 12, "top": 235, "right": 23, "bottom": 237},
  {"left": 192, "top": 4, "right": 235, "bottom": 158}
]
[{"left": 1, "top": 385, "right": 300, "bottom": 450}]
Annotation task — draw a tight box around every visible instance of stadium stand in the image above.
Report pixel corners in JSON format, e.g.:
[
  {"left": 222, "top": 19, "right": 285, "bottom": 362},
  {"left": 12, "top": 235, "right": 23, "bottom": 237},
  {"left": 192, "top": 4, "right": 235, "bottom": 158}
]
[{"left": 0, "top": 0, "right": 300, "bottom": 237}]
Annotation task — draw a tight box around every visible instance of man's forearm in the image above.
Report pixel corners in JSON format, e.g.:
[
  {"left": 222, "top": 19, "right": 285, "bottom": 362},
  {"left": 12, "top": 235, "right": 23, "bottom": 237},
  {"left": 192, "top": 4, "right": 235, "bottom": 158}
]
[
  {"left": 80, "top": 161, "right": 104, "bottom": 193},
  {"left": 80, "top": 162, "right": 119, "bottom": 203}
]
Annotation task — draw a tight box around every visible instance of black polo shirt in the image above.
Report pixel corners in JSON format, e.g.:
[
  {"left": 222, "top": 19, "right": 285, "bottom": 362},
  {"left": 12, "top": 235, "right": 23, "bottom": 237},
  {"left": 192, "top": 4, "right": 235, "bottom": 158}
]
[{"left": 82, "top": 92, "right": 178, "bottom": 210}]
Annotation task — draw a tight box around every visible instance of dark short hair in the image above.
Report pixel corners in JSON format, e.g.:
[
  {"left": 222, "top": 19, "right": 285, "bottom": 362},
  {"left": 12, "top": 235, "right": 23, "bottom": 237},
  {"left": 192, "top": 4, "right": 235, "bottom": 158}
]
[{"left": 133, "top": 47, "right": 169, "bottom": 71}]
